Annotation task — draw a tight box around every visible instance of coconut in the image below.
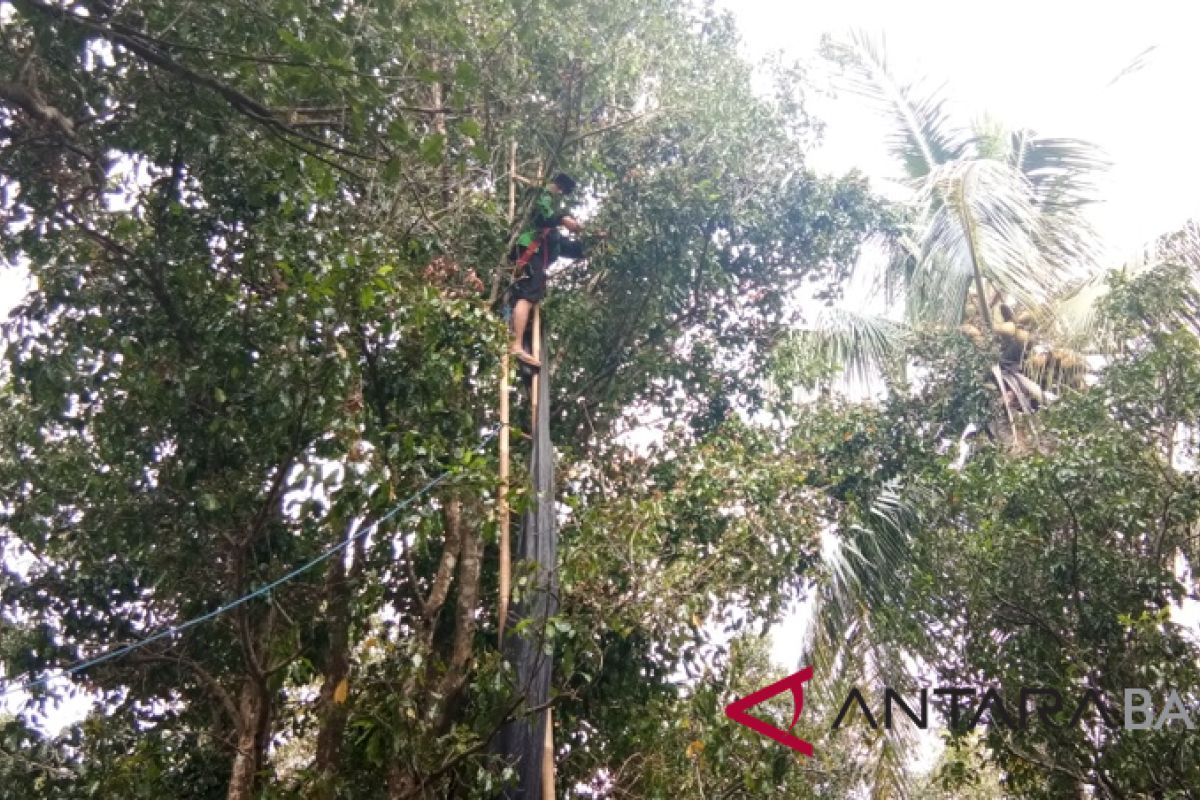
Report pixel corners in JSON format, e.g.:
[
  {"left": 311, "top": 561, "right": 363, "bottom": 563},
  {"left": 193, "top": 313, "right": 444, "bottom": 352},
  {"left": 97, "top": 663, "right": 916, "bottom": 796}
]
[
  {"left": 1054, "top": 349, "right": 1084, "bottom": 371},
  {"left": 1025, "top": 350, "right": 1050, "bottom": 371}
]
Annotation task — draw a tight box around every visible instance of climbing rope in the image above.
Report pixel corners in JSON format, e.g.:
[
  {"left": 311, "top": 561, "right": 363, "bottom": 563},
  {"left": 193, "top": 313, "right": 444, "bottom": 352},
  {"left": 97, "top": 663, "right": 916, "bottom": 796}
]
[{"left": 1, "top": 431, "right": 497, "bottom": 698}]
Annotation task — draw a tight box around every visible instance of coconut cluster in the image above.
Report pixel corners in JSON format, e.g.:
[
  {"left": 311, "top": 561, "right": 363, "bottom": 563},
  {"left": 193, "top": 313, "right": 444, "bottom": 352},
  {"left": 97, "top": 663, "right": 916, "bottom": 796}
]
[{"left": 959, "top": 295, "right": 1087, "bottom": 390}]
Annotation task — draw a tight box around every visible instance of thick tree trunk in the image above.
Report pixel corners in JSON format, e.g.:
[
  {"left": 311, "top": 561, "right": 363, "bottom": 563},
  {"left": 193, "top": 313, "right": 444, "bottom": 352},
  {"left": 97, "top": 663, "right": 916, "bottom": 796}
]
[{"left": 227, "top": 677, "right": 271, "bottom": 800}]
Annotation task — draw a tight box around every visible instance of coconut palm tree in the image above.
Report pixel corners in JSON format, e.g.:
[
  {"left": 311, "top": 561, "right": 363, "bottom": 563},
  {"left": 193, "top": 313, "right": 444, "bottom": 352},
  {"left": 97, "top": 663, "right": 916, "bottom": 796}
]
[
  {"left": 786, "top": 34, "right": 1129, "bottom": 793},
  {"left": 790, "top": 34, "right": 1200, "bottom": 794},
  {"left": 794, "top": 31, "right": 1114, "bottom": 441}
]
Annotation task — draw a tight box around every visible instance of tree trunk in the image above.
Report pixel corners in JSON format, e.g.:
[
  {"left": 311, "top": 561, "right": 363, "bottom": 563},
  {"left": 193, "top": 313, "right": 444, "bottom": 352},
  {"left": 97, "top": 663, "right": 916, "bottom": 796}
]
[
  {"left": 227, "top": 676, "right": 271, "bottom": 800},
  {"left": 313, "top": 526, "right": 362, "bottom": 796},
  {"left": 385, "top": 498, "right": 475, "bottom": 799},
  {"left": 423, "top": 496, "right": 464, "bottom": 627},
  {"left": 435, "top": 504, "right": 481, "bottom": 733}
]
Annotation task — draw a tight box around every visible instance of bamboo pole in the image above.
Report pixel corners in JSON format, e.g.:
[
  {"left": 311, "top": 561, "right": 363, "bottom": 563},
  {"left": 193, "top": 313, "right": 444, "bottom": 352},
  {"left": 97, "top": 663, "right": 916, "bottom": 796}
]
[
  {"left": 498, "top": 141, "right": 517, "bottom": 644},
  {"left": 498, "top": 350, "right": 511, "bottom": 643},
  {"left": 530, "top": 305, "right": 541, "bottom": 427},
  {"left": 541, "top": 708, "right": 555, "bottom": 800},
  {"left": 529, "top": 155, "right": 549, "bottom": 794},
  {"left": 530, "top": 305, "right": 549, "bottom": 795},
  {"left": 508, "top": 141, "right": 517, "bottom": 220}
]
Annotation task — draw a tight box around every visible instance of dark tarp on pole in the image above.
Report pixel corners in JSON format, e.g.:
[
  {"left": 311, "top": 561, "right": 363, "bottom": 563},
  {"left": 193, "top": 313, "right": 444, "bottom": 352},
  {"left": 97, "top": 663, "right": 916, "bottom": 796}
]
[{"left": 498, "top": 322, "right": 558, "bottom": 799}]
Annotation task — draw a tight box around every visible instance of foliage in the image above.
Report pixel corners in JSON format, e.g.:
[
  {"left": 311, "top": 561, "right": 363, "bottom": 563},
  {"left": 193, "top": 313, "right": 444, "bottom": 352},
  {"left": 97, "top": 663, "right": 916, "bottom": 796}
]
[
  {"left": 801, "top": 261, "right": 1200, "bottom": 798},
  {"left": 0, "top": 0, "right": 891, "bottom": 797},
  {"left": 3, "top": 0, "right": 1196, "bottom": 797}
]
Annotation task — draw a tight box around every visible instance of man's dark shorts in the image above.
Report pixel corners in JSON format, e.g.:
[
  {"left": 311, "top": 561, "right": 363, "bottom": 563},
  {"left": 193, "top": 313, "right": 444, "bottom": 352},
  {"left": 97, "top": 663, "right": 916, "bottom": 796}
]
[
  {"left": 508, "top": 231, "right": 583, "bottom": 305},
  {"left": 509, "top": 247, "right": 548, "bottom": 303}
]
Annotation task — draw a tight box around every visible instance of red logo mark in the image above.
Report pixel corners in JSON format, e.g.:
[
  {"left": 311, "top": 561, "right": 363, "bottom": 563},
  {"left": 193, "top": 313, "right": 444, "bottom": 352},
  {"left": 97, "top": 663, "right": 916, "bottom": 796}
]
[{"left": 724, "top": 666, "right": 815, "bottom": 756}]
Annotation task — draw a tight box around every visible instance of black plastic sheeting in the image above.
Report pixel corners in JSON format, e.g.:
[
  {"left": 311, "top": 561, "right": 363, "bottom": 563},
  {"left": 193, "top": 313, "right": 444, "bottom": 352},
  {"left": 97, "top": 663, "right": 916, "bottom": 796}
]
[{"left": 497, "top": 322, "right": 558, "bottom": 799}]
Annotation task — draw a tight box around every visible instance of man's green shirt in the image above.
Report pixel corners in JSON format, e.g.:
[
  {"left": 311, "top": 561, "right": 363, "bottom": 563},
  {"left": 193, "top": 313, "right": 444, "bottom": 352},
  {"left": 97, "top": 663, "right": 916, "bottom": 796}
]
[{"left": 516, "top": 189, "right": 568, "bottom": 248}]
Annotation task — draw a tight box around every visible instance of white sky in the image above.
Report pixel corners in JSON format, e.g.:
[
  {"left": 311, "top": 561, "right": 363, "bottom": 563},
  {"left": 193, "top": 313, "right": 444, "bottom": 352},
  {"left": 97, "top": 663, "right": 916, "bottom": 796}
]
[{"left": 726, "top": 0, "right": 1199, "bottom": 260}]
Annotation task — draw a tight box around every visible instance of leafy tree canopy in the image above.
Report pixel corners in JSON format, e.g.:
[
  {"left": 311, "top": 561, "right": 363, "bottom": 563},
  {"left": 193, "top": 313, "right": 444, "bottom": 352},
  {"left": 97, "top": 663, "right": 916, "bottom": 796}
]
[{"left": 0, "top": 0, "right": 892, "bottom": 797}]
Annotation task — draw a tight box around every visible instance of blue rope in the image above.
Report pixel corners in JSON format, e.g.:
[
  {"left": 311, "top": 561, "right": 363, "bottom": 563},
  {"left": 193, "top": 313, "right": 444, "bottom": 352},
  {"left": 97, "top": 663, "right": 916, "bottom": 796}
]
[{"left": 2, "top": 432, "right": 496, "bottom": 698}]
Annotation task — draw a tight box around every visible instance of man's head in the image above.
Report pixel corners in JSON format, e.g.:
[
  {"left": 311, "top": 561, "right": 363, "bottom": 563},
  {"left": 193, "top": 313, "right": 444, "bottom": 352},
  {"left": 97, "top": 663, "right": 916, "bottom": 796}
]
[{"left": 550, "top": 172, "right": 577, "bottom": 195}]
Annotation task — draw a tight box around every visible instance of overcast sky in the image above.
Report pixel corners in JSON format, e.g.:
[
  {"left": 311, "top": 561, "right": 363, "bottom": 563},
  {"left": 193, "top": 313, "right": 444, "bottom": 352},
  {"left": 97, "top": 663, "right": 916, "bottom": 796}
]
[{"left": 725, "top": 0, "right": 1199, "bottom": 261}]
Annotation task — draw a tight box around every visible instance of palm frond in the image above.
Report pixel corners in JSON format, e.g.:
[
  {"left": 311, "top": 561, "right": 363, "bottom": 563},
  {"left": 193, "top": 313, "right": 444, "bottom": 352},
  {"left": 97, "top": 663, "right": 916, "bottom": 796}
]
[
  {"left": 793, "top": 308, "right": 910, "bottom": 388},
  {"left": 882, "top": 233, "right": 920, "bottom": 308},
  {"left": 920, "top": 159, "right": 1061, "bottom": 312},
  {"left": 1011, "top": 134, "right": 1108, "bottom": 211},
  {"left": 827, "top": 30, "right": 968, "bottom": 181},
  {"left": 1061, "top": 227, "right": 1200, "bottom": 348},
  {"left": 906, "top": 251, "right": 975, "bottom": 327},
  {"left": 800, "top": 483, "right": 934, "bottom": 795},
  {"left": 1107, "top": 45, "right": 1159, "bottom": 87},
  {"left": 845, "top": 482, "right": 931, "bottom": 603},
  {"left": 811, "top": 481, "right": 934, "bottom": 632},
  {"left": 881, "top": 231, "right": 974, "bottom": 329},
  {"left": 1010, "top": 134, "right": 1108, "bottom": 277},
  {"left": 1151, "top": 221, "right": 1200, "bottom": 336},
  {"left": 1043, "top": 231, "right": 1171, "bottom": 348},
  {"left": 1043, "top": 268, "right": 1119, "bottom": 349}
]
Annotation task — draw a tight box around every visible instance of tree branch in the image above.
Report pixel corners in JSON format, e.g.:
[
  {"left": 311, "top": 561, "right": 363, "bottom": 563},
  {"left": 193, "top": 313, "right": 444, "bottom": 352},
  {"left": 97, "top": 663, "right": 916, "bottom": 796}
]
[
  {"left": 421, "top": 495, "right": 463, "bottom": 624},
  {"left": 18, "top": 0, "right": 380, "bottom": 175},
  {"left": 131, "top": 651, "right": 242, "bottom": 727},
  {"left": 441, "top": 506, "right": 480, "bottom": 695},
  {"left": 564, "top": 108, "right": 662, "bottom": 146},
  {"left": 0, "top": 80, "right": 75, "bottom": 136}
]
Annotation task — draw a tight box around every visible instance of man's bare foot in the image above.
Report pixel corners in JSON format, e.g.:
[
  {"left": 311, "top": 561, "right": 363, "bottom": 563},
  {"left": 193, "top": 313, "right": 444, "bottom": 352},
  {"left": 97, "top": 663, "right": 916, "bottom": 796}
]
[{"left": 511, "top": 346, "right": 541, "bottom": 368}]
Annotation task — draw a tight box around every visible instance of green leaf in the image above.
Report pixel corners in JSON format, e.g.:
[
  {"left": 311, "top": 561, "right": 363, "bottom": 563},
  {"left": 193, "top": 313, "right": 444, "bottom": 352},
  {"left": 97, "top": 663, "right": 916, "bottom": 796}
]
[
  {"left": 454, "top": 61, "right": 478, "bottom": 88},
  {"left": 419, "top": 134, "right": 445, "bottom": 166},
  {"left": 457, "top": 118, "right": 482, "bottom": 140}
]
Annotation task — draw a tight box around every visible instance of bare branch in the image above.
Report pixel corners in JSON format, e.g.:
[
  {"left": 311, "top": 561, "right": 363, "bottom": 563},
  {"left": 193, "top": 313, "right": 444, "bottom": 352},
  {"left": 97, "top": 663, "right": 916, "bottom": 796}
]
[{"left": 564, "top": 108, "right": 662, "bottom": 146}]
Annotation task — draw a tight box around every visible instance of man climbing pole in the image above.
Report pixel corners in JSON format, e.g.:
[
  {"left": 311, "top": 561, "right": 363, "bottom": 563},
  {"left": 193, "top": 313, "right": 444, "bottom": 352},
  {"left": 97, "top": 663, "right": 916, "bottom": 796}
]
[{"left": 508, "top": 172, "right": 592, "bottom": 369}]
